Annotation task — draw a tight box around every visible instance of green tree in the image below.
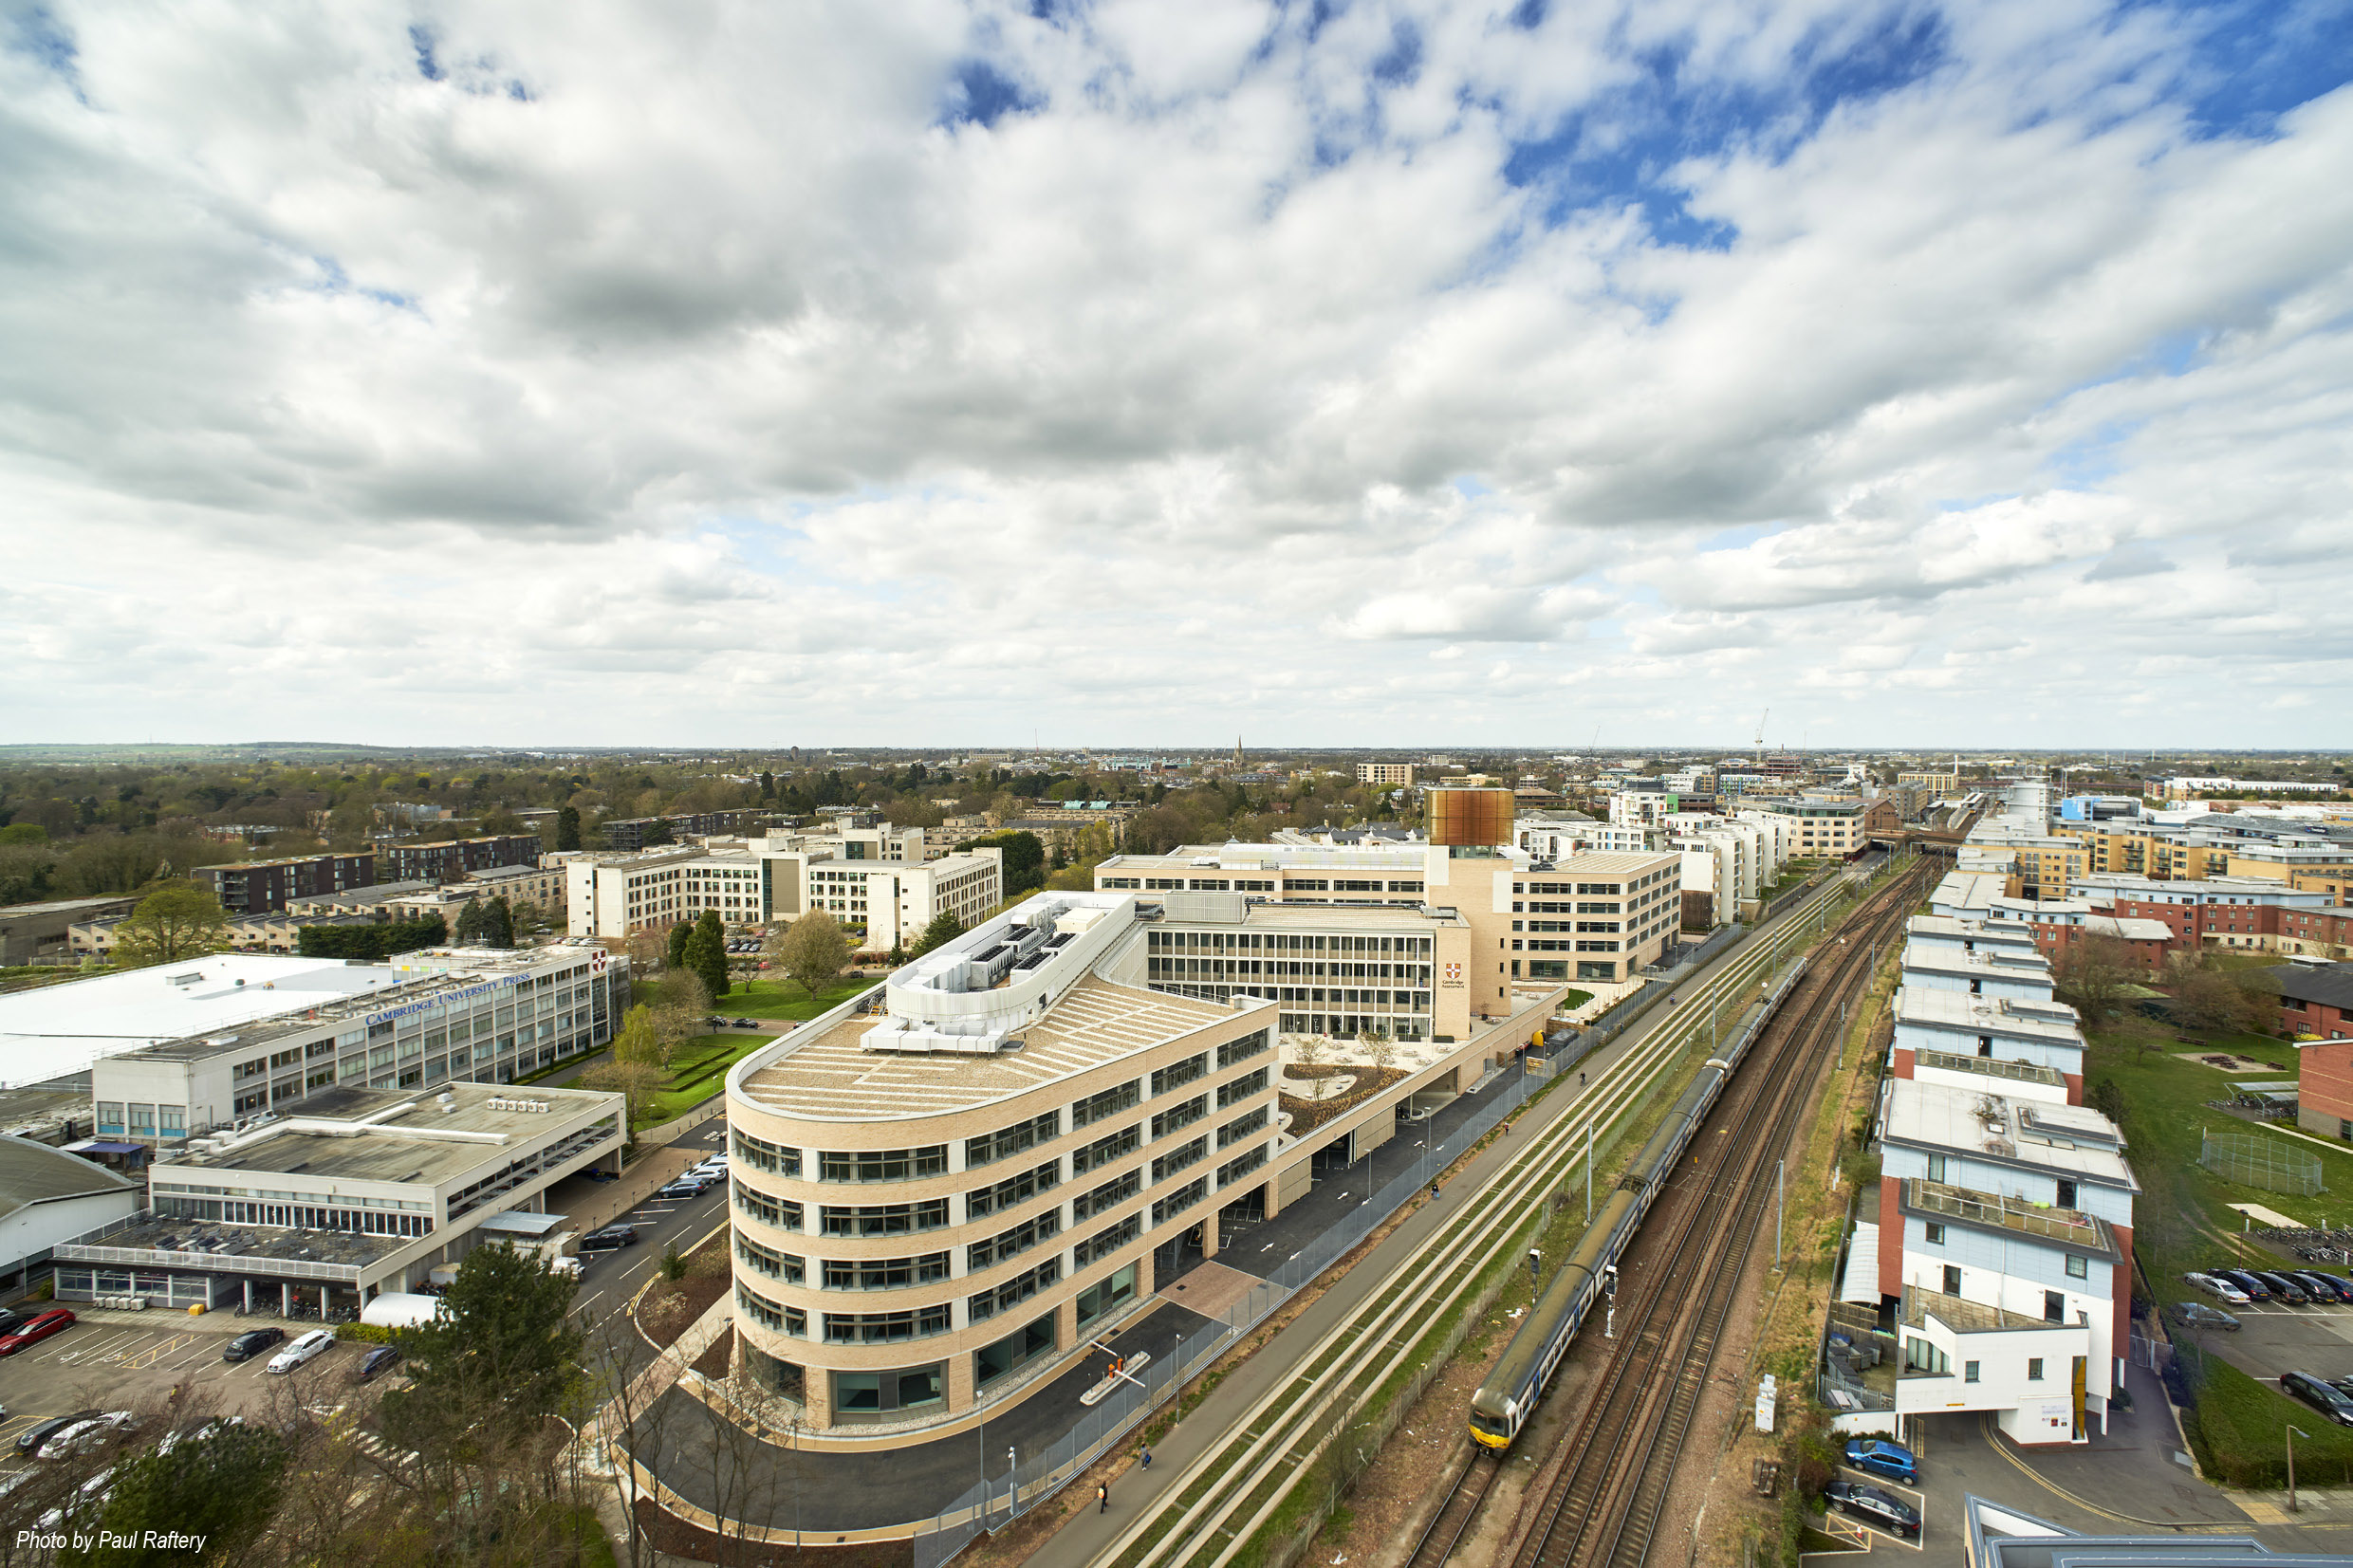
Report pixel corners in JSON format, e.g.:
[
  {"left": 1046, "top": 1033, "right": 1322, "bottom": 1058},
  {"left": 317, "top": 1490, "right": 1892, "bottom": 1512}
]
[
  {"left": 610, "top": 1004, "right": 662, "bottom": 1068},
  {"left": 484, "top": 894, "right": 516, "bottom": 950},
  {"left": 581, "top": 1060, "right": 668, "bottom": 1123},
  {"left": 454, "top": 896, "right": 488, "bottom": 945},
  {"left": 380, "top": 1244, "right": 583, "bottom": 1490},
  {"left": 971, "top": 829, "right": 1047, "bottom": 895},
  {"left": 775, "top": 910, "right": 853, "bottom": 1001},
  {"left": 478, "top": 806, "right": 526, "bottom": 837},
  {"left": 910, "top": 909, "right": 966, "bottom": 959},
  {"left": 72, "top": 1420, "right": 288, "bottom": 1568},
  {"left": 295, "top": 915, "right": 446, "bottom": 960},
  {"left": 666, "top": 921, "right": 693, "bottom": 972},
  {"left": 554, "top": 803, "right": 582, "bottom": 852},
  {"left": 114, "top": 881, "right": 232, "bottom": 968},
  {"left": 684, "top": 909, "right": 729, "bottom": 998},
  {"left": 0, "top": 821, "right": 47, "bottom": 845}
]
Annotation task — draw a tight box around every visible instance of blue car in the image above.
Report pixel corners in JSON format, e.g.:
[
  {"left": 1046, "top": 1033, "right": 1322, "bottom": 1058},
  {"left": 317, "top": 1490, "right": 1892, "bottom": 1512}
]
[{"left": 1843, "top": 1437, "right": 1918, "bottom": 1485}]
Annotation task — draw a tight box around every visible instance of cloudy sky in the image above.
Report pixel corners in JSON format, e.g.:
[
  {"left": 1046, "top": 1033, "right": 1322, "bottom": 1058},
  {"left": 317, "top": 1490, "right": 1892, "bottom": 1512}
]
[{"left": 4, "top": 0, "right": 2350, "bottom": 750}]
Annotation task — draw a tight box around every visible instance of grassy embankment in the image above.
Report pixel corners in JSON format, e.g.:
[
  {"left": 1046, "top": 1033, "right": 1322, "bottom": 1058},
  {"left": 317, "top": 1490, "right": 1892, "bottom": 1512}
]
[{"left": 2092, "top": 1020, "right": 2353, "bottom": 1486}]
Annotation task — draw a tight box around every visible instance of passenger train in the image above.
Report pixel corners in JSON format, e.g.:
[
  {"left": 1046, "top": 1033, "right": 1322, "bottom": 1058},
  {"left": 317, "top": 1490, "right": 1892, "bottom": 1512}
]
[{"left": 1468, "top": 963, "right": 1803, "bottom": 1449}]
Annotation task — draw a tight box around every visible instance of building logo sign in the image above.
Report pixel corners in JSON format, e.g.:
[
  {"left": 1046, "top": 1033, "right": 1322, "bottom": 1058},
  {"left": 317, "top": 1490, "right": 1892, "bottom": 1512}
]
[
  {"left": 1443, "top": 962, "right": 1463, "bottom": 984},
  {"left": 365, "top": 971, "right": 530, "bottom": 1027}
]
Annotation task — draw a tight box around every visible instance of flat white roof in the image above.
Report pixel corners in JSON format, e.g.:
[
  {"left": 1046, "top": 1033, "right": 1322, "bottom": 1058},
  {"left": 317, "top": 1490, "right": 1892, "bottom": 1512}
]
[
  {"left": 0, "top": 955, "right": 409, "bottom": 1089},
  {"left": 1896, "top": 985, "right": 2084, "bottom": 1043},
  {"left": 1881, "top": 1079, "right": 2137, "bottom": 1189}
]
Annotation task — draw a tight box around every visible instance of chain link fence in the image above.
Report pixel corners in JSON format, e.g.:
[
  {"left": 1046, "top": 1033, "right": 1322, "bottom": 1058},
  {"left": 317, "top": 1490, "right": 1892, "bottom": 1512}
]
[{"left": 2199, "top": 1130, "right": 2324, "bottom": 1196}]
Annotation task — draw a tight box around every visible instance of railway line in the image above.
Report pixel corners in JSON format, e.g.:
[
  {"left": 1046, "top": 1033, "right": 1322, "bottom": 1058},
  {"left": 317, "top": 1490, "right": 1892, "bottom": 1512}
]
[
  {"left": 1083, "top": 861, "right": 1896, "bottom": 1568},
  {"left": 1407, "top": 857, "right": 1931, "bottom": 1568}
]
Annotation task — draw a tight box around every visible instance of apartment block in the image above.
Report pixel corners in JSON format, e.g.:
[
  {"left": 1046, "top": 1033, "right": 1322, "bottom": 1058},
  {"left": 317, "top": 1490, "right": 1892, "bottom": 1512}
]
[
  {"left": 599, "top": 809, "right": 769, "bottom": 852},
  {"left": 1875, "top": 1080, "right": 2135, "bottom": 1445},
  {"left": 190, "top": 853, "right": 376, "bottom": 915},
  {"left": 1356, "top": 763, "right": 1417, "bottom": 785},
  {"left": 1846, "top": 871, "right": 2133, "bottom": 1447},
  {"left": 379, "top": 835, "right": 543, "bottom": 884}
]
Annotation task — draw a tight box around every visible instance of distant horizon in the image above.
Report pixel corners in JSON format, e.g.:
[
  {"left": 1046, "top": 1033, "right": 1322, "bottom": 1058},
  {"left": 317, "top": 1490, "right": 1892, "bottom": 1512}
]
[{"left": 0, "top": 741, "right": 2341, "bottom": 762}]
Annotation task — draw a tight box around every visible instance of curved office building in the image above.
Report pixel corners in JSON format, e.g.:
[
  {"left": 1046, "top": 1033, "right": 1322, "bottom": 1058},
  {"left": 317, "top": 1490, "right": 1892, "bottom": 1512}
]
[{"left": 723, "top": 891, "right": 1278, "bottom": 1441}]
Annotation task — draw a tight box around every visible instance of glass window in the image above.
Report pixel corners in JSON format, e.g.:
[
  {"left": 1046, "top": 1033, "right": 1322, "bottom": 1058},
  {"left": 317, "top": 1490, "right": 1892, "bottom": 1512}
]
[
  {"left": 2027, "top": 1357, "right": 2045, "bottom": 1381},
  {"left": 1964, "top": 1360, "right": 1980, "bottom": 1383}
]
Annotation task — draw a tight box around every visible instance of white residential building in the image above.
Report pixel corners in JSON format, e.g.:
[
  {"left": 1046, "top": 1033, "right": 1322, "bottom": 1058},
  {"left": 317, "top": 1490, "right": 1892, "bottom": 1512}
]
[{"left": 1873, "top": 1078, "right": 2136, "bottom": 1446}]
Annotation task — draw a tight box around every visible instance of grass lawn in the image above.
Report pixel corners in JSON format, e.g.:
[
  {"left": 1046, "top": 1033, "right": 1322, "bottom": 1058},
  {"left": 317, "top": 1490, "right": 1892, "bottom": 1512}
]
[
  {"left": 632, "top": 1031, "right": 782, "bottom": 1125},
  {"left": 2090, "top": 1021, "right": 2353, "bottom": 1485},
  {"left": 714, "top": 973, "right": 880, "bottom": 1021}
]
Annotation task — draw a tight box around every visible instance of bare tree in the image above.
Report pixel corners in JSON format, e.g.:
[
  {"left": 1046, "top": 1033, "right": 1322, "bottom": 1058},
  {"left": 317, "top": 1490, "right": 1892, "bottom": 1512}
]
[
  {"left": 2052, "top": 933, "right": 2133, "bottom": 1024},
  {"left": 580, "top": 1308, "right": 690, "bottom": 1568},
  {"left": 1291, "top": 1035, "right": 1325, "bottom": 1098},
  {"left": 1362, "top": 1028, "right": 1397, "bottom": 1075}
]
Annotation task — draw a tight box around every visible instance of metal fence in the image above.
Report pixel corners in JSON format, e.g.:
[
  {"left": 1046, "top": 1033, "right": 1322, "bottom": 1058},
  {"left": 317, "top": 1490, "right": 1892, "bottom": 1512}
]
[{"left": 2199, "top": 1130, "right": 2325, "bottom": 1196}]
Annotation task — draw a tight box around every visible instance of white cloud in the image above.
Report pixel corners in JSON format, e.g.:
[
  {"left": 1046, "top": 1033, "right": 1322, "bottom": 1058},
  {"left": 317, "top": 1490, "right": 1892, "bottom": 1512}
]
[{"left": 1, "top": 0, "right": 2348, "bottom": 747}]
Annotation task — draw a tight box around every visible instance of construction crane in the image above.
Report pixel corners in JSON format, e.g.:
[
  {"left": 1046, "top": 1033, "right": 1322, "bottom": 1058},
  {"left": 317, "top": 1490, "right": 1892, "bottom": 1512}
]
[{"left": 1753, "top": 709, "right": 1769, "bottom": 766}]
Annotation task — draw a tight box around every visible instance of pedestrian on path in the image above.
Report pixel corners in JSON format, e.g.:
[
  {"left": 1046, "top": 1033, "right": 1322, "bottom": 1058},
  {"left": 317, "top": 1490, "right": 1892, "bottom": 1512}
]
[
  {"left": 1099, "top": 1484, "right": 1109, "bottom": 1513},
  {"left": 1140, "top": 1447, "right": 1152, "bottom": 1471}
]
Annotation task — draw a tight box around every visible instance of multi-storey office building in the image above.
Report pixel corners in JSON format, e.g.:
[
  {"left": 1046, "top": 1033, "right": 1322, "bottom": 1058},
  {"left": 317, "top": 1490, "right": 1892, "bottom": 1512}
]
[
  {"left": 190, "top": 853, "right": 376, "bottom": 915},
  {"left": 51, "top": 1079, "right": 623, "bottom": 1313},
  {"left": 1141, "top": 894, "right": 1468, "bottom": 1042},
  {"left": 85, "top": 943, "right": 627, "bottom": 1149},
  {"left": 723, "top": 893, "right": 1280, "bottom": 1435},
  {"left": 565, "top": 842, "right": 1002, "bottom": 948},
  {"left": 380, "top": 836, "right": 543, "bottom": 884},
  {"left": 1099, "top": 792, "right": 1681, "bottom": 991}
]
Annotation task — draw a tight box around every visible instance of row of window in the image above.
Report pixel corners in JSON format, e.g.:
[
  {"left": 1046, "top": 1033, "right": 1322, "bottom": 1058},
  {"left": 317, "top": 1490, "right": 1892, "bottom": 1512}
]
[{"left": 743, "top": 1255, "right": 1142, "bottom": 1348}]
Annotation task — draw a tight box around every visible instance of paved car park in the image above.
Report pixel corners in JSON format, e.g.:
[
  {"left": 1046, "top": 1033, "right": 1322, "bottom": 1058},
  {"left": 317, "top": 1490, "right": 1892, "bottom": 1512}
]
[{"left": 2185, "top": 1300, "right": 2353, "bottom": 1387}]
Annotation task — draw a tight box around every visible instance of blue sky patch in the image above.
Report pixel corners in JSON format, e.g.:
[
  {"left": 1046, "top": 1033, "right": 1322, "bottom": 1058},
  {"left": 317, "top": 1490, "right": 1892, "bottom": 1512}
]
[{"left": 942, "top": 58, "right": 1035, "bottom": 128}]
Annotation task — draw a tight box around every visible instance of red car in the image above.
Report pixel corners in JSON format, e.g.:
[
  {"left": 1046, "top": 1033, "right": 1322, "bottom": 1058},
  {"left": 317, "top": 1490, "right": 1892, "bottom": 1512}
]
[{"left": 0, "top": 1309, "right": 75, "bottom": 1356}]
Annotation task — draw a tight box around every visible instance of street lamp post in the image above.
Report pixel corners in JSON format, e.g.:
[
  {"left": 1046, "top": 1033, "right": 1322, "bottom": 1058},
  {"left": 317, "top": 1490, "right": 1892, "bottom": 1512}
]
[{"left": 2290, "top": 1424, "right": 2310, "bottom": 1512}]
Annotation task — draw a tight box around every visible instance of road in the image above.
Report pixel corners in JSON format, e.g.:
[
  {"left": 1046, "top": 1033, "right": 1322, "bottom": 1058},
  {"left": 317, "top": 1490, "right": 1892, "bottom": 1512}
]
[{"left": 564, "top": 1118, "right": 733, "bottom": 1325}]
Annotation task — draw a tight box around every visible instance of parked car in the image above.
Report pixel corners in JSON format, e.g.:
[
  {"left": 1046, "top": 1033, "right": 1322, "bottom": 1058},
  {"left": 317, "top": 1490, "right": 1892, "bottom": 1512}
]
[
  {"left": 0, "top": 1307, "right": 23, "bottom": 1337},
  {"left": 1843, "top": 1438, "right": 1918, "bottom": 1485},
  {"left": 1824, "top": 1480, "right": 1921, "bottom": 1537},
  {"left": 655, "top": 1178, "right": 708, "bottom": 1201},
  {"left": 0, "top": 1309, "right": 76, "bottom": 1356},
  {"left": 354, "top": 1346, "right": 402, "bottom": 1384},
  {"left": 2283, "top": 1372, "right": 2353, "bottom": 1427},
  {"left": 580, "top": 1225, "right": 639, "bottom": 1253},
  {"left": 157, "top": 1417, "right": 245, "bottom": 1457},
  {"left": 268, "top": 1330, "right": 334, "bottom": 1374},
  {"left": 37, "top": 1412, "right": 136, "bottom": 1460},
  {"left": 2167, "top": 1301, "right": 2243, "bottom": 1333},
  {"left": 2289, "top": 1271, "right": 2353, "bottom": 1304},
  {"left": 703, "top": 1015, "right": 727, "bottom": 1028},
  {"left": 2184, "top": 1271, "right": 2252, "bottom": 1304},
  {"left": 16, "top": 1411, "right": 100, "bottom": 1456},
  {"left": 223, "top": 1327, "right": 286, "bottom": 1363},
  {"left": 2252, "top": 1270, "right": 2311, "bottom": 1304},
  {"left": 2213, "top": 1268, "right": 2273, "bottom": 1301}
]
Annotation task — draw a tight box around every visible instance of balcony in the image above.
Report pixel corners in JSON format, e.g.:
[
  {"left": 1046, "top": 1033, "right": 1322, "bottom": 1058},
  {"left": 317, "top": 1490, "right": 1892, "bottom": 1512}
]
[
  {"left": 1912, "top": 1049, "right": 2066, "bottom": 1087},
  {"left": 1904, "top": 1180, "right": 2112, "bottom": 1253},
  {"left": 1900, "top": 1283, "right": 2061, "bottom": 1336}
]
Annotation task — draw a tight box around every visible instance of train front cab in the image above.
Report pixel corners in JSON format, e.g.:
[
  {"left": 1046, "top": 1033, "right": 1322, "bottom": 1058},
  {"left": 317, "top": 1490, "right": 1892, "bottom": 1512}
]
[{"left": 1470, "top": 1399, "right": 1515, "bottom": 1449}]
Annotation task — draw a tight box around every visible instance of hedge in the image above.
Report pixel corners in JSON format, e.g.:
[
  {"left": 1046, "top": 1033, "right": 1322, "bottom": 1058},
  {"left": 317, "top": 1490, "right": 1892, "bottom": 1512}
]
[{"left": 297, "top": 917, "right": 448, "bottom": 960}]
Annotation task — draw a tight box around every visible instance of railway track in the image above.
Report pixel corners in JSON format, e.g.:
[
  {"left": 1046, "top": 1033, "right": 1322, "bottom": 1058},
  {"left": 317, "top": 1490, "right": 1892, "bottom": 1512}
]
[
  {"left": 1086, "top": 870, "right": 1873, "bottom": 1568},
  {"left": 1500, "top": 860, "right": 1932, "bottom": 1568}
]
